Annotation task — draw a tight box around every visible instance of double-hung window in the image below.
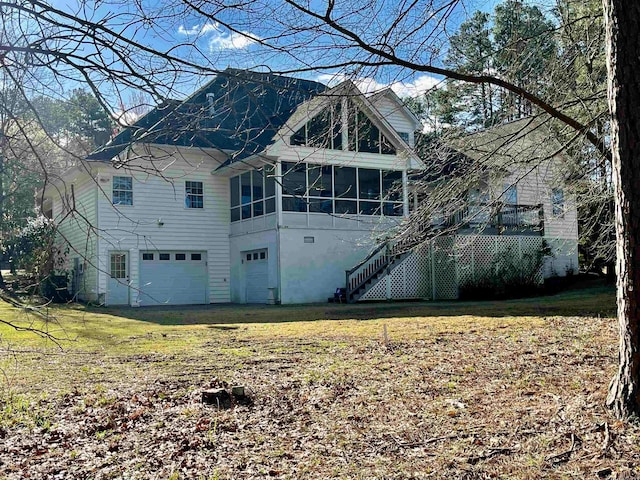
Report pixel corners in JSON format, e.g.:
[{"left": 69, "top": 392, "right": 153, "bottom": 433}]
[
  {"left": 113, "top": 176, "right": 133, "bottom": 206},
  {"left": 552, "top": 188, "right": 565, "bottom": 216},
  {"left": 185, "top": 181, "right": 204, "bottom": 209}
]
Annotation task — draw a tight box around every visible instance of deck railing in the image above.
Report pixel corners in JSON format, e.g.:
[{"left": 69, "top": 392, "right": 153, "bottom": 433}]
[
  {"left": 445, "top": 203, "right": 544, "bottom": 234},
  {"left": 345, "top": 203, "right": 544, "bottom": 303}
]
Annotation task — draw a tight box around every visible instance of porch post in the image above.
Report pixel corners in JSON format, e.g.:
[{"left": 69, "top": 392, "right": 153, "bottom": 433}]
[
  {"left": 402, "top": 170, "right": 409, "bottom": 217},
  {"left": 275, "top": 161, "right": 283, "bottom": 226}
]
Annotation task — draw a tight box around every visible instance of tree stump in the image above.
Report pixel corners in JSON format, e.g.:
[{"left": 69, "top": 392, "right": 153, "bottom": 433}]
[{"left": 202, "top": 388, "right": 231, "bottom": 409}]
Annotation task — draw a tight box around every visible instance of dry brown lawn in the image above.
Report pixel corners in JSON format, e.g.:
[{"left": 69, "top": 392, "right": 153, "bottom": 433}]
[{"left": 1, "top": 285, "right": 638, "bottom": 479}]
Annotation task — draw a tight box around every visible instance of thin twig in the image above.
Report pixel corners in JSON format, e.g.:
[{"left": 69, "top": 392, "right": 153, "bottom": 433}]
[
  {"left": 545, "top": 433, "right": 579, "bottom": 465},
  {"left": 466, "top": 447, "right": 516, "bottom": 465}
]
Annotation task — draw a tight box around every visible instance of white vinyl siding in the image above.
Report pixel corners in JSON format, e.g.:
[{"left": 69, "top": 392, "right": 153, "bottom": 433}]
[
  {"left": 95, "top": 148, "right": 230, "bottom": 304},
  {"left": 52, "top": 176, "right": 99, "bottom": 302},
  {"left": 368, "top": 95, "right": 416, "bottom": 147},
  {"left": 502, "top": 161, "right": 578, "bottom": 240}
]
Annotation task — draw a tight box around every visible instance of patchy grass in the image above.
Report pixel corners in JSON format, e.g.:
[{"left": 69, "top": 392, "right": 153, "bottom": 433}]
[{"left": 1, "top": 285, "right": 637, "bottom": 479}]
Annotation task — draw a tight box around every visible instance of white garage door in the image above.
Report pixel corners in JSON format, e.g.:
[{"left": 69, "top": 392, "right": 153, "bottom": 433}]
[
  {"left": 244, "top": 249, "right": 268, "bottom": 303},
  {"left": 139, "top": 251, "right": 208, "bottom": 306}
]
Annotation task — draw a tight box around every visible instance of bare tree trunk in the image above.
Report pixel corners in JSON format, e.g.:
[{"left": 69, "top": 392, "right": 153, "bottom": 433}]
[
  {"left": 0, "top": 131, "right": 5, "bottom": 289},
  {"left": 604, "top": 0, "right": 640, "bottom": 419},
  {"left": 480, "top": 82, "right": 489, "bottom": 125}
]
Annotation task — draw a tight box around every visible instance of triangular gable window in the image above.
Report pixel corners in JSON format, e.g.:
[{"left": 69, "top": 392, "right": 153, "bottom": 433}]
[
  {"left": 290, "top": 99, "right": 395, "bottom": 155},
  {"left": 346, "top": 100, "right": 396, "bottom": 155},
  {"left": 290, "top": 103, "right": 342, "bottom": 150}
]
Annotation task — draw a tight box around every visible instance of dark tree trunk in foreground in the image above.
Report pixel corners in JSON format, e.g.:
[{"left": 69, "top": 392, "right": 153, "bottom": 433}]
[
  {"left": 0, "top": 133, "right": 5, "bottom": 290},
  {"left": 604, "top": 0, "right": 640, "bottom": 419}
]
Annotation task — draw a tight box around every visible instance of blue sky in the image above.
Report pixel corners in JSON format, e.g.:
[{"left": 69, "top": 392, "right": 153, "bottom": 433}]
[{"left": 45, "top": 0, "right": 507, "bottom": 110}]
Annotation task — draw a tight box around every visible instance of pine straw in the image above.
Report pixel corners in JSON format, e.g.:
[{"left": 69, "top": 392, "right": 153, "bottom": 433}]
[{"left": 1, "top": 296, "right": 639, "bottom": 479}]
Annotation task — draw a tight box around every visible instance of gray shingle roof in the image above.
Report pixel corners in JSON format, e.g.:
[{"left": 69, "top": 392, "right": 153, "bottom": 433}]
[{"left": 87, "top": 68, "right": 326, "bottom": 163}]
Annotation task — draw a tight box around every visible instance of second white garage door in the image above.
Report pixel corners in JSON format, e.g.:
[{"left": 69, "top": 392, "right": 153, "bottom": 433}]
[
  {"left": 244, "top": 249, "right": 268, "bottom": 303},
  {"left": 139, "top": 251, "right": 208, "bottom": 306}
]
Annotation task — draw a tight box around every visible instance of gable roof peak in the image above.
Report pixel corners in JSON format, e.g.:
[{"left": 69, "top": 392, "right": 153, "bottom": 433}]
[{"left": 87, "top": 69, "right": 327, "bottom": 162}]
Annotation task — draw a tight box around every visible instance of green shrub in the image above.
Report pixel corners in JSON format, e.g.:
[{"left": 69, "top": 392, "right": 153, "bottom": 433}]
[
  {"left": 3, "top": 216, "right": 58, "bottom": 276},
  {"left": 39, "top": 274, "right": 71, "bottom": 303},
  {"left": 459, "top": 241, "right": 552, "bottom": 300}
]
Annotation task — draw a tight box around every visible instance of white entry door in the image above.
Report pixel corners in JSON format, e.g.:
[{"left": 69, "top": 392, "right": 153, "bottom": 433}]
[
  {"left": 244, "top": 249, "right": 268, "bottom": 303},
  {"left": 107, "top": 252, "right": 130, "bottom": 305}
]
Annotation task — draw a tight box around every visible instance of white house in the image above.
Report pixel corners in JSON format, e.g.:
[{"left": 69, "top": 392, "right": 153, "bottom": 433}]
[{"left": 42, "top": 69, "right": 578, "bottom": 306}]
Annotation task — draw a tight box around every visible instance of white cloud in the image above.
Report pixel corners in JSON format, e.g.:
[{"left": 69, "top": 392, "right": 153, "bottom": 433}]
[
  {"left": 316, "top": 72, "right": 349, "bottom": 87},
  {"left": 177, "top": 21, "right": 260, "bottom": 50},
  {"left": 389, "top": 74, "right": 441, "bottom": 97},
  {"left": 177, "top": 22, "right": 220, "bottom": 36},
  {"left": 208, "top": 31, "right": 261, "bottom": 50},
  {"left": 317, "top": 73, "right": 441, "bottom": 98},
  {"left": 114, "top": 109, "right": 142, "bottom": 127}
]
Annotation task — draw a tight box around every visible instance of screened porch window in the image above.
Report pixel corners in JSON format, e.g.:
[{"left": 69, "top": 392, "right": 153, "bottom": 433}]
[
  {"left": 230, "top": 165, "right": 276, "bottom": 222},
  {"left": 281, "top": 162, "right": 403, "bottom": 216}
]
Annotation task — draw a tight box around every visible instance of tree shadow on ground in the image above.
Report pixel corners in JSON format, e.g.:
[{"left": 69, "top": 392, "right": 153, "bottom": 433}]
[{"left": 91, "top": 282, "right": 615, "bottom": 326}]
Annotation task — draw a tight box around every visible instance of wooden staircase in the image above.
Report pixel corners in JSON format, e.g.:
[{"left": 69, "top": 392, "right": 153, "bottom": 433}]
[{"left": 344, "top": 241, "right": 410, "bottom": 303}]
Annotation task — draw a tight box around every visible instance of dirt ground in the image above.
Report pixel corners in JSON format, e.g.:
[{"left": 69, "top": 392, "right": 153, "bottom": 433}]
[{"left": 1, "top": 289, "right": 638, "bottom": 479}]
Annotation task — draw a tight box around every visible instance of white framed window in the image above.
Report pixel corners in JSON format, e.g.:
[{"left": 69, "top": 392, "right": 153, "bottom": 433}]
[
  {"left": 185, "top": 181, "right": 204, "bottom": 209},
  {"left": 110, "top": 253, "right": 127, "bottom": 278},
  {"left": 552, "top": 188, "right": 565, "bottom": 216},
  {"left": 230, "top": 165, "right": 276, "bottom": 222},
  {"left": 503, "top": 184, "right": 517, "bottom": 205},
  {"left": 113, "top": 176, "right": 133, "bottom": 206},
  {"left": 279, "top": 163, "right": 403, "bottom": 217}
]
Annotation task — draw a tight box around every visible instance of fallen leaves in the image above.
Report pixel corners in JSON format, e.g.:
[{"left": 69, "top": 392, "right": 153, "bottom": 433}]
[{"left": 0, "top": 315, "right": 639, "bottom": 479}]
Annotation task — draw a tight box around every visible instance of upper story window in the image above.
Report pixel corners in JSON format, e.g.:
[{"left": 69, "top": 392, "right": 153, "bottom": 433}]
[
  {"left": 230, "top": 165, "right": 276, "bottom": 222},
  {"left": 113, "top": 176, "right": 133, "bottom": 206},
  {"left": 552, "top": 188, "right": 564, "bottom": 216},
  {"left": 291, "top": 103, "right": 342, "bottom": 150},
  {"left": 185, "top": 181, "right": 204, "bottom": 208},
  {"left": 206, "top": 93, "right": 216, "bottom": 115},
  {"left": 290, "top": 100, "right": 396, "bottom": 155},
  {"left": 503, "top": 184, "right": 517, "bottom": 205}
]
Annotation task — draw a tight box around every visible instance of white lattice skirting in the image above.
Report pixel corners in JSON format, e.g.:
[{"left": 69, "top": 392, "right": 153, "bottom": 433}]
[{"left": 358, "top": 235, "right": 578, "bottom": 302}]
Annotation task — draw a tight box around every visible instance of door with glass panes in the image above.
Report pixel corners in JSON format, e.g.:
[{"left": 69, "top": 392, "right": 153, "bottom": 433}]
[{"left": 107, "top": 251, "right": 130, "bottom": 305}]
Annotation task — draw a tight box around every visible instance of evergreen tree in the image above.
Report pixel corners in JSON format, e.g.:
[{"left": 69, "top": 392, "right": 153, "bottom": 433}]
[
  {"left": 443, "top": 12, "right": 496, "bottom": 129},
  {"left": 493, "top": 0, "right": 558, "bottom": 119}
]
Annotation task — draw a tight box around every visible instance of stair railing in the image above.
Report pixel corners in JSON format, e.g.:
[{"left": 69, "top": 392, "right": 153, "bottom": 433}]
[{"left": 345, "top": 241, "right": 393, "bottom": 303}]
